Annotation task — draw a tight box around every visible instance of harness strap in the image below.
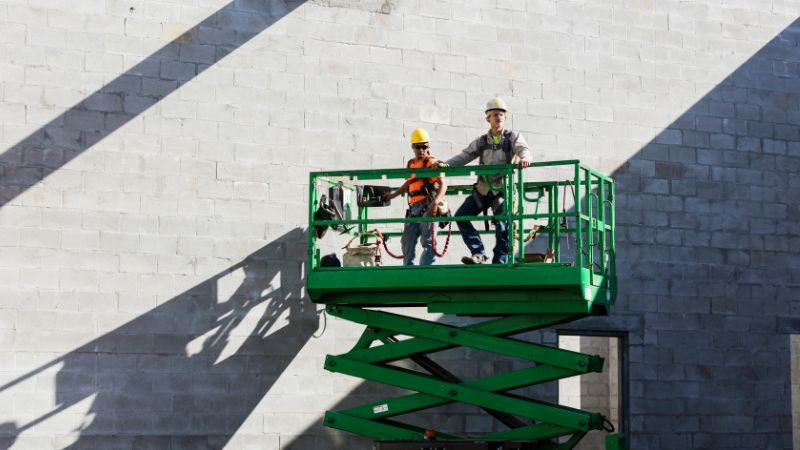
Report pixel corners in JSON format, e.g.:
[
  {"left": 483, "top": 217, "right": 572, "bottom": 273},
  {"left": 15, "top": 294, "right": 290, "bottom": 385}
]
[
  {"left": 477, "top": 129, "right": 514, "bottom": 163},
  {"left": 408, "top": 187, "right": 434, "bottom": 198},
  {"left": 471, "top": 187, "right": 505, "bottom": 231}
]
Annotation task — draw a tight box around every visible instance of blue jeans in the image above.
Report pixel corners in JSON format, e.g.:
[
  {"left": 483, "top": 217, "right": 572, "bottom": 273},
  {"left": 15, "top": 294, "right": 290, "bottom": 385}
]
[
  {"left": 401, "top": 201, "right": 436, "bottom": 266},
  {"left": 455, "top": 192, "right": 509, "bottom": 264}
]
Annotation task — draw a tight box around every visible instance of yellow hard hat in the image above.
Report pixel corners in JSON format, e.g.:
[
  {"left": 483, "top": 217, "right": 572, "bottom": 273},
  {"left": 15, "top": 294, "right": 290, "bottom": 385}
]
[
  {"left": 410, "top": 128, "right": 430, "bottom": 145},
  {"left": 485, "top": 97, "right": 508, "bottom": 114}
]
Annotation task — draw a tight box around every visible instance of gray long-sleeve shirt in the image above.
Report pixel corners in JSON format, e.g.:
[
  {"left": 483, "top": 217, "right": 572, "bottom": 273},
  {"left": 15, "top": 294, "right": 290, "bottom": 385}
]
[{"left": 446, "top": 129, "right": 532, "bottom": 195}]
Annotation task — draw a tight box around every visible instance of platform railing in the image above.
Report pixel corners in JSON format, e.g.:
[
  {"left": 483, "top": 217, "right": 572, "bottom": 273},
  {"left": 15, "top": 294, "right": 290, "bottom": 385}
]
[{"left": 308, "top": 160, "right": 615, "bottom": 290}]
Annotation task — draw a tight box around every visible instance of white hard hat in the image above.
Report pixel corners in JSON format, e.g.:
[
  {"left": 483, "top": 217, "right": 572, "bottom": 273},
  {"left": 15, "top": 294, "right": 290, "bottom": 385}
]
[{"left": 485, "top": 97, "right": 507, "bottom": 114}]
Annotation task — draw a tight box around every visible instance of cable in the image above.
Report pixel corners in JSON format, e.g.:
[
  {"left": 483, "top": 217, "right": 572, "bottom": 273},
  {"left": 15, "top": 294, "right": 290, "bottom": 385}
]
[
  {"left": 312, "top": 307, "right": 328, "bottom": 338},
  {"left": 430, "top": 221, "right": 452, "bottom": 257},
  {"left": 562, "top": 179, "right": 575, "bottom": 251},
  {"left": 374, "top": 228, "right": 404, "bottom": 259},
  {"left": 375, "top": 217, "right": 452, "bottom": 260}
]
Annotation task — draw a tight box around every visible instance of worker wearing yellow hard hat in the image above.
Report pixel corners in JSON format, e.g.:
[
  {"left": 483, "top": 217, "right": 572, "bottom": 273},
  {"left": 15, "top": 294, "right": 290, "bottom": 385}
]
[
  {"left": 437, "top": 97, "right": 532, "bottom": 265},
  {"left": 409, "top": 128, "right": 430, "bottom": 145},
  {"left": 383, "top": 128, "right": 448, "bottom": 265}
]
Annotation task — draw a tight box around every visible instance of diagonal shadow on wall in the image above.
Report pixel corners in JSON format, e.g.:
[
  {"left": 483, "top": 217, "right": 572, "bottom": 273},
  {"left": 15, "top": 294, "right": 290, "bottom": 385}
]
[
  {"left": 599, "top": 19, "right": 800, "bottom": 450},
  {"left": 0, "top": 0, "right": 306, "bottom": 208},
  {"left": 282, "top": 18, "right": 800, "bottom": 450},
  {"left": 0, "top": 227, "right": 317, "bottom": 450}
]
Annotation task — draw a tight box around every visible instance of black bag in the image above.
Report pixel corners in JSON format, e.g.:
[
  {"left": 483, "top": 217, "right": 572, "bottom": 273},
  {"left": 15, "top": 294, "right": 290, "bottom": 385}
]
[
  {"left": 357, "top": 185, "right": 392, "bottom": 207},
  {"left": 313, "top": 194, "right": 346, "bottom": 239},
  {"left": 320, "top": 253, "right": 341, "bottom": 267}
]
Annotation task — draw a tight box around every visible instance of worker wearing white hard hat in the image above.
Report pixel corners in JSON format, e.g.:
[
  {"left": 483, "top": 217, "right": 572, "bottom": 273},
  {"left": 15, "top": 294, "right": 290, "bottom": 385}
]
[{"left": 438, "top": 97, "right": 532, "bottom": 265}]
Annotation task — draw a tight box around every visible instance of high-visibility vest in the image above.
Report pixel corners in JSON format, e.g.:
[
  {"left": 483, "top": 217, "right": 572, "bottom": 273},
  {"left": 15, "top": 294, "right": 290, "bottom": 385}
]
[{"left": 406, "top": 157, "right": 440, "bottom": 205}]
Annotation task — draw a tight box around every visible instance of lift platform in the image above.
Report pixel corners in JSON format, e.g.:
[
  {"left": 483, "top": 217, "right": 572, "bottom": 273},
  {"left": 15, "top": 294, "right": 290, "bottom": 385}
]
[{"left": 307, "top": 160, "right": 624, "bottom": 449}]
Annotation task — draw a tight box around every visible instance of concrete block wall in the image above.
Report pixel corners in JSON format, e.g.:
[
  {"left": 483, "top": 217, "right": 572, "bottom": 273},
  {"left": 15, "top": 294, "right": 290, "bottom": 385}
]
[
  {"left": 793, "top": 335, "right": 799, "bottom": 449},
  {"left": 559, "top": 335, "right": 620, "bottom": 450},
  {"left": 0, "top": 0, "right": 798, "bottom": 449}
]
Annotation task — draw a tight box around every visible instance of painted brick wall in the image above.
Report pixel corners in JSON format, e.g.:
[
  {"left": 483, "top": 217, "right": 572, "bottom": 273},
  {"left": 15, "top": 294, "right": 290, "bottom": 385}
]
[{"left": 0, "top": 0, "right": 798, "bottom": 449}]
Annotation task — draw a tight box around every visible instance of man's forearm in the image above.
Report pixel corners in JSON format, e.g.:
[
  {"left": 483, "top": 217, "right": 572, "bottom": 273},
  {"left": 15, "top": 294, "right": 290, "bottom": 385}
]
[
  {"left": 445, "top": 153, "right": 470, "bottom": 167},
  {"left": 446, "top": 139, "right": 480, "bottom": 167},
  {"left": 434, "top": 180, "right": 447, "bottom": 204},
  {"left": 387, "top": 181, "right": 410, "bottom": 199}
]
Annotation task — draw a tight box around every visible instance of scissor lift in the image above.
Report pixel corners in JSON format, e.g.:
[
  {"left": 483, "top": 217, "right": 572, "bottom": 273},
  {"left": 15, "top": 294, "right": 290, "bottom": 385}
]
[{"left": 307, "top": 161, "right": 624, "bottom": 450}]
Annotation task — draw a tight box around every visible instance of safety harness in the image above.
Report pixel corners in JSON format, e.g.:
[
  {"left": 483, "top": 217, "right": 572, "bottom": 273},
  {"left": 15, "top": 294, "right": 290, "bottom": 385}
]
[
  {"left": 474, "top": 129, "right": 516, "bottom": 230},
  {"left": 477, "top": 130, "right": 515, "bottom": 171}
]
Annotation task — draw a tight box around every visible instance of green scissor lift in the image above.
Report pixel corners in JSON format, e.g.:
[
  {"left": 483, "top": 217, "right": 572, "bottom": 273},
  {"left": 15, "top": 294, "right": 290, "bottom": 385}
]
[{"left": 307, "top": 160, "right": 625, "bottom": 450}]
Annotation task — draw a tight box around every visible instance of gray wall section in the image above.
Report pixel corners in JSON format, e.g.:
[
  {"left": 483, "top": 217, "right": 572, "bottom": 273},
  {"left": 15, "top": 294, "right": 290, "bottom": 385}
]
[
  {"left": 0, "top": 1, "right": 798, "bottom": 449},
  {"left": 0, "top": 228, "right": 320, "bottom": 450},
  {"left": 0, "top": 0, "right": 307, "bottom": 210},
  {"left": 609, "top": 20, "right": 799, "bottom": 450}
]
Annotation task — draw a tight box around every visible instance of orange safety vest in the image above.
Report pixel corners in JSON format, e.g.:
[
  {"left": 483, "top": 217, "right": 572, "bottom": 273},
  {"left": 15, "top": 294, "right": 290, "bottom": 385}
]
[{"left": 406, "top": 157, "right": 440, "bottom": 205}]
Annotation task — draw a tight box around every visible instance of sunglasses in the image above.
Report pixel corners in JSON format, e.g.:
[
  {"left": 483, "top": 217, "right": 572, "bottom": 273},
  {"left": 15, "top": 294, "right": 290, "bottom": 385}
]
[{"left": 413, "top": 144, "right": 429, "bottom": 150}]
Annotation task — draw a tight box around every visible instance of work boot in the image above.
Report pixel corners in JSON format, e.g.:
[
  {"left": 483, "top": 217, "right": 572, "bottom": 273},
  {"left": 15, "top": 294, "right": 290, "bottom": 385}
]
[{"left": 461, "top": 254, "right": 488, "bottom": 265}]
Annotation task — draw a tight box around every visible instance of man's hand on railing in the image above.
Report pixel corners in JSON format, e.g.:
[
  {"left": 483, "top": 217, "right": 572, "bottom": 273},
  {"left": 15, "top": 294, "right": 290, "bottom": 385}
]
[{"left": 432, "top": 161, "right": 528, "bottom": 169}]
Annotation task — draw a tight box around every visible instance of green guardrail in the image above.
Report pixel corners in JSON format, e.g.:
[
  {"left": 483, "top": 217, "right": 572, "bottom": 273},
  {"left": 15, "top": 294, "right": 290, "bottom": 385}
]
[{"left": 307, "top": 160, "right": 616, "bottom": 307}]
